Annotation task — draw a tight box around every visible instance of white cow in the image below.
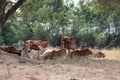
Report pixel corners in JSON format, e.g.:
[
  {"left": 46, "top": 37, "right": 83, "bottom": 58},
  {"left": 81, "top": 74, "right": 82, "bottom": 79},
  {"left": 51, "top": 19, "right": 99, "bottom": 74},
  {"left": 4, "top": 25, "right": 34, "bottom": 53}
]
[
  {"left": 21, "top": 46, "right": 47, "bottom": 60},
  {"left": 27, "top": 46, "right": 47, "bottom": 59}
]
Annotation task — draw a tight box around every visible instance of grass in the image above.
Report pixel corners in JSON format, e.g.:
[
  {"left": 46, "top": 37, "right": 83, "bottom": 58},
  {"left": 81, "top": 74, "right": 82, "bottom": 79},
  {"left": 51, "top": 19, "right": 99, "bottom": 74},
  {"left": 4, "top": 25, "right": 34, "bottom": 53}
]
[
  {"left": 0, "top": 48, "right": 120, "bottom": 80},
  {"left": 39, "top": 47, "right": 120, "bottom": 65},
  {"left": 0, "top": 66, "right": 11, "bottom": 79},
  {"left": 47, "top": 46, "right": 59, "bottom": 50},
  {"left": 102, "top": 48, "right": 120, "bottom": 59},
  {"left": 47, "top": 46, "right": 120, "bottom": 59}
]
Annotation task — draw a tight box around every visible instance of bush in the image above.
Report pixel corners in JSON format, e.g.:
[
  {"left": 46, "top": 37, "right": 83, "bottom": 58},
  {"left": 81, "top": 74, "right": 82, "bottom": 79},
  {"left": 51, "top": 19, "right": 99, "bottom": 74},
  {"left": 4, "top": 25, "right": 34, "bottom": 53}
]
[{"left": 12, "top": 40, "right": 24, "bottom": 49}]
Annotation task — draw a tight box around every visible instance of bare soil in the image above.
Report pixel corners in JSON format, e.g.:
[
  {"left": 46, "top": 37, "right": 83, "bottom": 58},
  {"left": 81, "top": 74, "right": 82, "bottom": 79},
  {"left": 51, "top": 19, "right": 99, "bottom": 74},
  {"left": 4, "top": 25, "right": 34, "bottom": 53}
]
[{"left": 0, "top": 50, "right": 120, "bottom": 80}]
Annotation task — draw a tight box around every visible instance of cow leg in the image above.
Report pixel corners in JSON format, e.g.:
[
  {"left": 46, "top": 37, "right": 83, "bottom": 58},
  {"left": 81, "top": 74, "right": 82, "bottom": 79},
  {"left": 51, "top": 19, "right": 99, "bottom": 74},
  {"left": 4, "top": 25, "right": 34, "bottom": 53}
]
[
  {"left": 37, "top": 52, "right": 40, "bottom": 60},
  {"left": 20, "top": 50, "right": 27, "bottom": 63},
  {"left": 68, "top": 47, "right": 70, "bottom": 52},
  {"left": 27, "top": 52, "right": 33, "bottom": 59},
  {"left": 21, "top": 50, "right": 27, "bottom": 59}
]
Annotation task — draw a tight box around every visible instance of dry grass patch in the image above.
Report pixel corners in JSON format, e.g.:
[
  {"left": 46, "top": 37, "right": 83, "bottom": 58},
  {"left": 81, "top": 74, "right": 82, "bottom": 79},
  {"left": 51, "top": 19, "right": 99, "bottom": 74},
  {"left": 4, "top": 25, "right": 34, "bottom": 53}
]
[
  {"left": 102, "top": 48, "right": 120, "bottom": 59},
  {"left": 0, "top": 66, "right": 11, "bottom": 79},
  {"left": 47, "top": 46, "right": 59, "bottom": 50},
  {"left": 1, "top": 48, "right": 120, "bottom": 80}
]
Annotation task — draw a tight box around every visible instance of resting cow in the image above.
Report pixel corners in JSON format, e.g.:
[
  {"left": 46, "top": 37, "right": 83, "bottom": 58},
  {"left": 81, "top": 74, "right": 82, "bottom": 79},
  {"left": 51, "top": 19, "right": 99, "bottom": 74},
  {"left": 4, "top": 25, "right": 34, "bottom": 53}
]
[
  {"left": 21, "top": 44, "right": 47, "bottom": 60},
  {"left": 0, "top": 46, "right": 21, "bottom": 56},
  {"left": 40, "top": 49, "right": 66, "bottom": 60},
  {"left": 28, "top": 46, "right": 47, "bottom": 59},
  {"left": 80, "top": 45, "right": 88, "bottom": 50},
  {"left": 21, "top": 39, "right": 48, "bottom": 60},
  {"left": 61, "top": 36, "right": 76, "bottom": 52},
  {"left": 68, "top": 48, "right": 93, "bottom": 58},
  {"left": 91, "top": 49, "right": 105, "bottom": 58},
  {"left": 80, "top": 46, "right": 105, "bottom": 58},
  {"left": 21, "top": 46, "right": 30, "bottom": 59}
]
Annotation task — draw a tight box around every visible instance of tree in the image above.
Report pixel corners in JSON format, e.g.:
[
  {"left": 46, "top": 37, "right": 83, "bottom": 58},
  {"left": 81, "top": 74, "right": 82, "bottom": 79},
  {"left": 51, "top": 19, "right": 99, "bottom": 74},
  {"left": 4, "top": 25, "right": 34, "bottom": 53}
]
[
  {"left": 89, "top": 0, "right": 120, "bottom": 15},
  {"left": 0, "top": 0, "right": 26, "bottom": 33}
]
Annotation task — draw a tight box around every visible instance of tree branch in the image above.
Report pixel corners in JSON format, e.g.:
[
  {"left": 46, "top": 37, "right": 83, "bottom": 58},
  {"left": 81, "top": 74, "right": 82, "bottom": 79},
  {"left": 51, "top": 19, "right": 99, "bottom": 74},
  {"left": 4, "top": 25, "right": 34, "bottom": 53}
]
[
  {"left": 0, "top": 0, "right": 7, "bottom": 25},
  {"left": 3, "top": 0, "right": 26, "bottom": 23}
]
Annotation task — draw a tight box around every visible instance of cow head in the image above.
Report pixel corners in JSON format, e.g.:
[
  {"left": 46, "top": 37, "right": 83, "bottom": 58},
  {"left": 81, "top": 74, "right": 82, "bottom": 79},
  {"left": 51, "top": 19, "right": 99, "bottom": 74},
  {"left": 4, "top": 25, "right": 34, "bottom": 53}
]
[
  {"left": 80, "top": 45, "right": 88, "bottom": 50},
  {"left": 83, "top": 48, "right": 93, "bottom": 55},
  {"left": 24, "top": 41, "right": 32, "bottom": 50},
  {"left": 61, "top": 36, "right": 76, "bottom": 52},
  {"left": 43, "top": 41, "right": 48, "bottom": 48},
  {"left": 29, "top": 44, "right": 41, "bottom": 51}
]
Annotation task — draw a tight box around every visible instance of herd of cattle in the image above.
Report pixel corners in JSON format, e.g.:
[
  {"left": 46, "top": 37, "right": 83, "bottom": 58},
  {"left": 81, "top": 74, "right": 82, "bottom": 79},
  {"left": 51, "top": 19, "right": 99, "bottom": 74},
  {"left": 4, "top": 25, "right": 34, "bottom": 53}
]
[{"left": 0, "top": 36, "right": 105, "bottom": 61}]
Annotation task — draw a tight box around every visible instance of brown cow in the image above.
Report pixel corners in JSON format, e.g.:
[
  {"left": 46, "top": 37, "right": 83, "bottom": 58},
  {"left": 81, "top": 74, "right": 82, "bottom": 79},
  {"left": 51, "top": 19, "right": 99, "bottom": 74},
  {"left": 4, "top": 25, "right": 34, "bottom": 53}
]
[
  {"left": 61, "top": 36, "right": 76, "bottom": 52},
  {"left": 24, "top": 40, "right": 48, "bottom": 50},
  {"left": 80, "top": 46, "right": 105, "bottom": 58},
  {"left": 68, "top": 48, "right": 93, "bottom": 58},
  {"left": 0, "top": 46, "right": 21, "bottom": 56},
  {"left": 80, "top": 45, "right": 88, "bottom": 50},
  {"left": 91, "top": 50, "right": 105, "bottom": 58},
  {"left": 40, "top": 49, "right": 66, "bottom": 60},
  {"left": 0, "top": 46, "right": 16, "bottom": 53}
]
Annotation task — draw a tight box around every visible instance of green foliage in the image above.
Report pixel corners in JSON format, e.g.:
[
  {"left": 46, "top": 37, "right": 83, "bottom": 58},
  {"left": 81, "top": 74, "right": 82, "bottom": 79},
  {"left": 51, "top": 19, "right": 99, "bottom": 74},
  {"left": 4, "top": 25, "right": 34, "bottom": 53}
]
[
  {"left": 1, "top": 0, "right": 120, "bottom": 49},
  {"left": 32, "top": 21, "right": 47, "bottom": 40},
  {"left": 89, "top": 0, "right": 120, "bottom": 15},
  {"left": 0, "top": 36, "right": 4, "bottom": 45},
  {"left": 12, "top": 40, "right": 24, "bottom": 49},
  {"left": 95, "top": 32, "right": 107, "bottom": 43},
  {"left": 2, "top": 19, "right": 32, "bottom": 45}
]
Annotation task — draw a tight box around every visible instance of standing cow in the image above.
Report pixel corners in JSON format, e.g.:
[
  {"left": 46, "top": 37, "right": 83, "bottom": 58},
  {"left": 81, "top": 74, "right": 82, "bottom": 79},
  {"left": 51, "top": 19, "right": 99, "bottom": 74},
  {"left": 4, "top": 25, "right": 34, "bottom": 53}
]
[{"left": 61, "top": 36, "right": 76, "bottom": 52}]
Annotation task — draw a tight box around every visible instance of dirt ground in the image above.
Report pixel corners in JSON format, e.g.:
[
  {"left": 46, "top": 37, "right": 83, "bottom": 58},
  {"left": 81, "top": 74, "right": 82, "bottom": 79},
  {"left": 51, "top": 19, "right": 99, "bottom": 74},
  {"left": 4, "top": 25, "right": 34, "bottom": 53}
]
[{"left": 0, "top": 50, "right": 120, "bottom": 80}]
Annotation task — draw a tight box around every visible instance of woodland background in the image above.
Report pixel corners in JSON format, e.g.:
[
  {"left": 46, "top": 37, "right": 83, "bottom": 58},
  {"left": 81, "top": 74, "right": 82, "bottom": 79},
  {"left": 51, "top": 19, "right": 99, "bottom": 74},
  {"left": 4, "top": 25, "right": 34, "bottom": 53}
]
[{"left": 0, "top": 0, "right": 120, "bottom": 49}]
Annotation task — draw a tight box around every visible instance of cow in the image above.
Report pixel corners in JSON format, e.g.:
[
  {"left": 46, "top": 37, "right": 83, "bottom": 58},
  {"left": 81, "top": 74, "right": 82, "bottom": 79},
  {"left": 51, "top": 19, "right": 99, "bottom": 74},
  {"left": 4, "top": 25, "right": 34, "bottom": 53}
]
[
  {"left": 21, "top": 40, "right": 48, "bottom": 59},
  {"left": 0, "top": 46, "right": 21, "bottom": 56},
  {"left": 20, "top": 46, "right": 31, "bottom": 62},
  {"left": 40, "top": 49, "right": 66, "bottom": 60},
  {"left": 21, "top": 44, "right": 47, "bottom": 60},
  {"left": 0, "top": 46, "right": 16, "bottom": 53},
  {"left": 80, "top": 45, "right": 88, "bottom": 50},
  {"left": 24, "top": 40, "right": 48, "bottom": 50},
  {"left": 61, "top": 36, "right": 76, "bottom": 52},
  {"left": 67, "top": 48, "right": 93, "bottom": 58},
  {"left": 90, "top": 50, "right": 105, "bottom": 58},
  {"left": 21, "top": 46, "right": 30, "bottom": 59},
  {"left": 80, "top": 46, "right": 105, "bottom": 58},
  {"left": 28, "top": 46, "right": 47, "bottom": 60}
]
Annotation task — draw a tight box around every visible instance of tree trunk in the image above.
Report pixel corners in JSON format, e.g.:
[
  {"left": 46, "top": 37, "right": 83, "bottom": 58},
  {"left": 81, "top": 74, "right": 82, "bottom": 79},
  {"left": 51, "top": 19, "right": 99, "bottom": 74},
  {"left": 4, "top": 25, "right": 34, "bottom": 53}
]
[
  {"left": 0, "top": 0, "right": 5, "bottom": 34},
  {"left": 0, "top": 0, "right": 26, "bottom": 34},
  {"left": 0, "top": 22, "right": 3, "bottom": 34}
]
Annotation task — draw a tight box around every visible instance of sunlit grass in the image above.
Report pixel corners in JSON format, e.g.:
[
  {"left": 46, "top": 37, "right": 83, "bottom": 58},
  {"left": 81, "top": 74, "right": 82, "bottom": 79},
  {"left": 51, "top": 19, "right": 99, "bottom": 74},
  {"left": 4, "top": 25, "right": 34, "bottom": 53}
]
[
  {"left": 1, "top": 48, "right": 120, "bottom": 80},
  {"left": 47, "top": 46, "right": 59, "bottom": 50},
  {"left": 102, "top": 48, "right": 120, "bottom": 59}
]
